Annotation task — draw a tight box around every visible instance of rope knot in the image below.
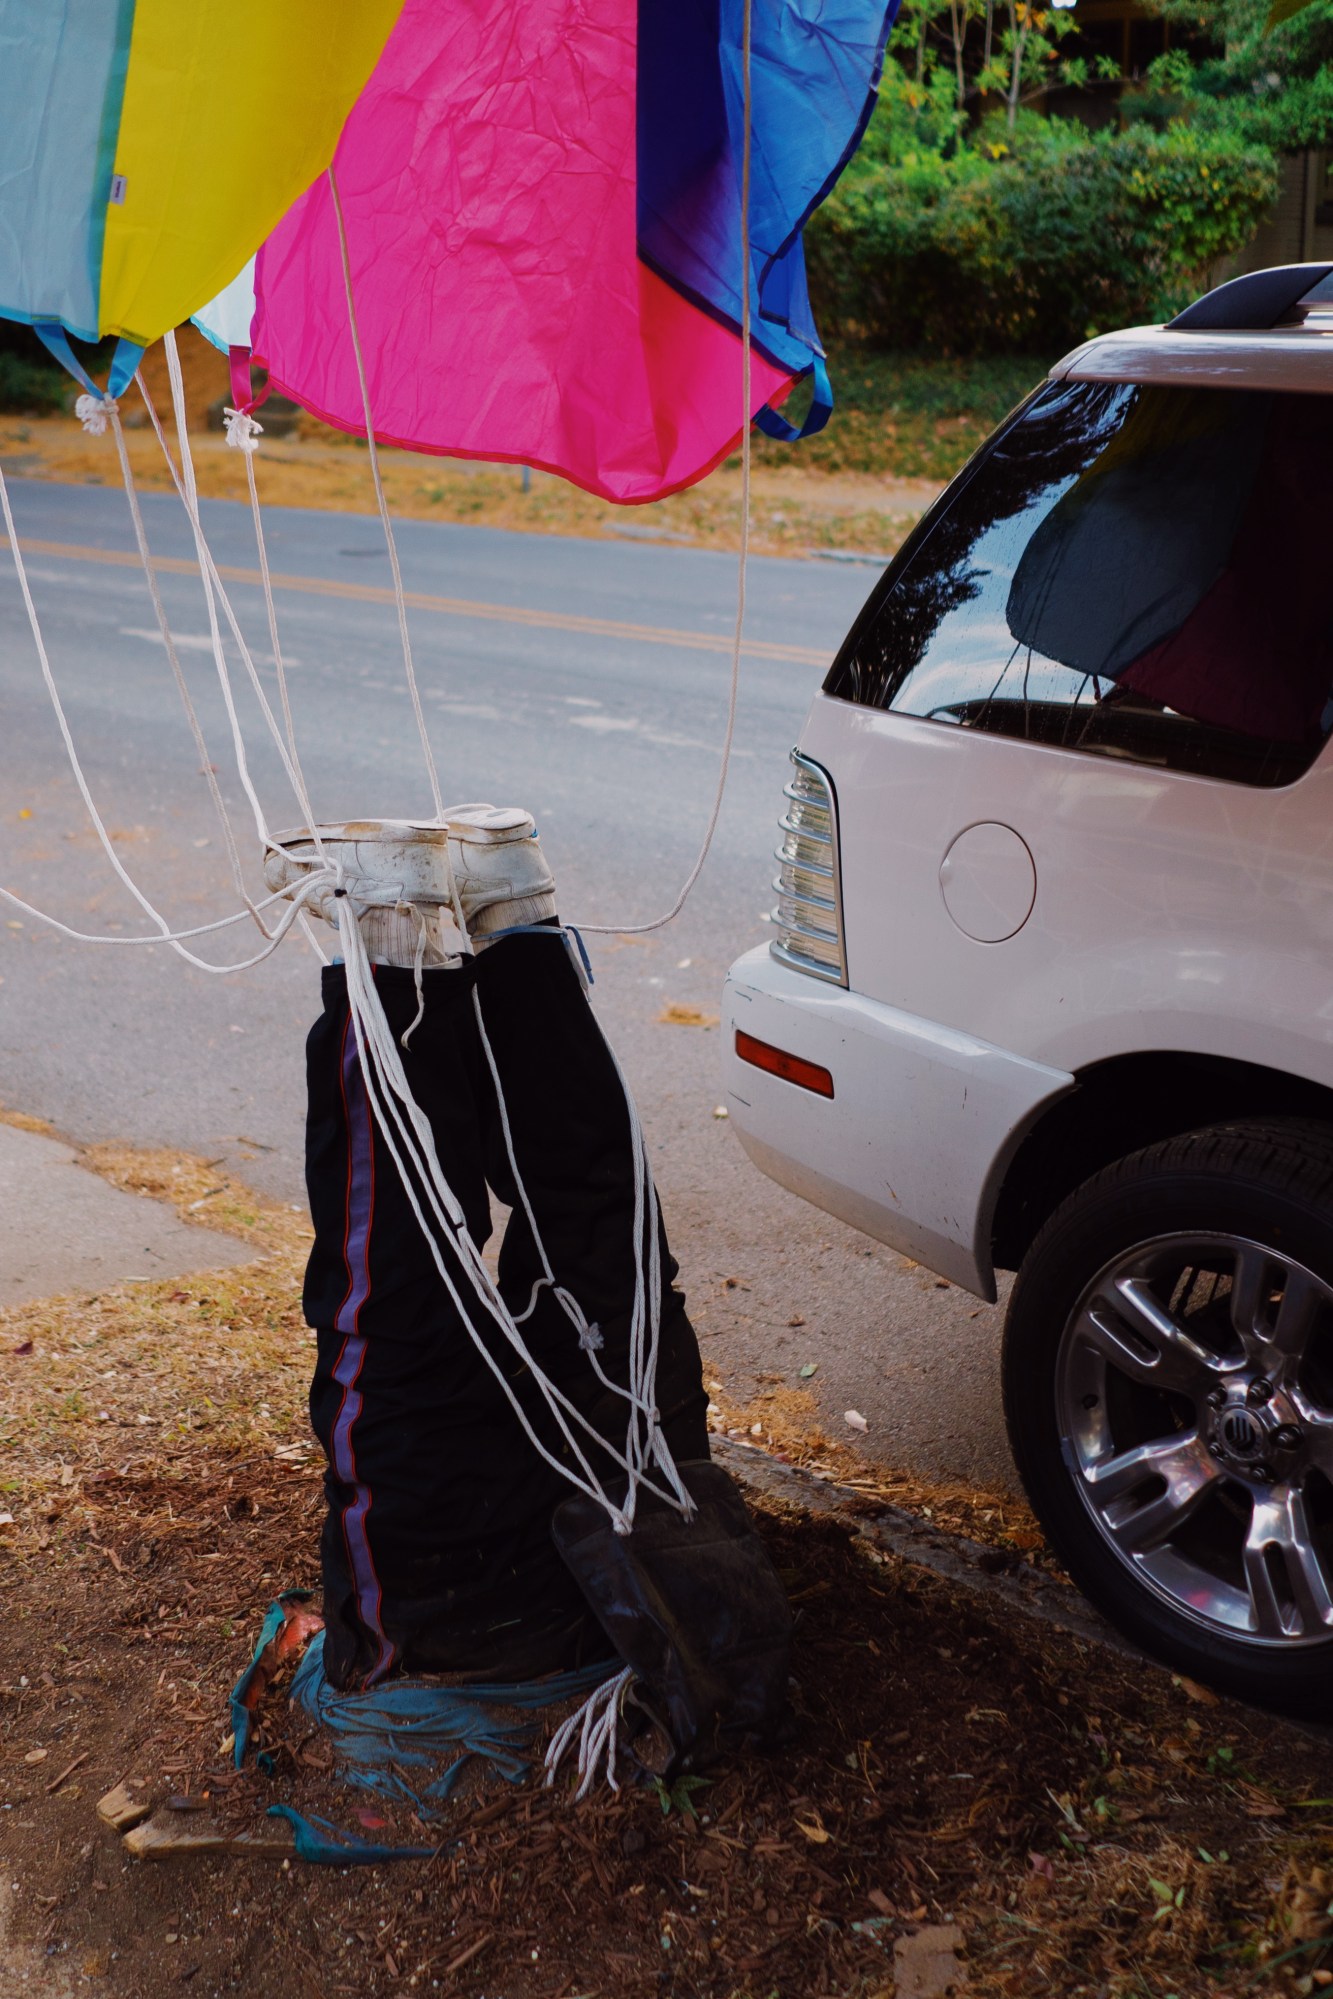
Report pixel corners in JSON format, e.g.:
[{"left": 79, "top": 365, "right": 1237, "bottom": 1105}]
[
  {"left": 223, "top": 406, "right": 264, "bottom": 453},
  {"left": 578, "top": 1321, "right": 604, "bottom": 1353},
  {"left": 74, "top": 393, "right": 116, "bottom": 437}
]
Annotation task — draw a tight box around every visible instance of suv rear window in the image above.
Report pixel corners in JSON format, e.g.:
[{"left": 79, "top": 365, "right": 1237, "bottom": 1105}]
[{"left": 825, "top": 380, "right": 1333, "bottom": 788}]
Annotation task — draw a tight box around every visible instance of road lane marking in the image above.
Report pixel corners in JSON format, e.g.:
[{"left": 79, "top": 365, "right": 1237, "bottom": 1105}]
[{"left": 14, "top": 537, "right": 830, "bottom": 668}]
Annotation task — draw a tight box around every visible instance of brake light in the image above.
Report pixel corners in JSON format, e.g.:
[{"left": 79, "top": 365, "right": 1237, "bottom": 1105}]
[
  {"left": 770, "top": 751, "right": 846, "bottom": 985},
  {"left": 735, "top": 1029, "right": 834, "bottom": 1098}
]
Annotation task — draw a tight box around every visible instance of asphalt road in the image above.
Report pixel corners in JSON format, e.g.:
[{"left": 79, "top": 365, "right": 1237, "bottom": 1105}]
[{"left": 0, "top": 477, "right": 1015, "bottom": 1493}]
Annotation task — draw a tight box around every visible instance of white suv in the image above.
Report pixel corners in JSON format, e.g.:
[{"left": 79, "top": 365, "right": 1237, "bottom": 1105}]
[{"left": 722, "top": 262, "right": 1333, "bottom": 1715}]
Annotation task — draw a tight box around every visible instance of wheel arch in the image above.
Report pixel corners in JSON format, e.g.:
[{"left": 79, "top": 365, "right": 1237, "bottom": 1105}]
[{"left": 990, "top": 1051, "right": 1333, "bottom": 1276}]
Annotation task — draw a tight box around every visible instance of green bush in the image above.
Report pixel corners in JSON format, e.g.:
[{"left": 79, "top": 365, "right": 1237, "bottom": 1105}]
[
  {"left": 0, "top": 348, "right": 66, "bottom": 414},
  {"left": 807, "top": 117, "right": 1278, "bottom": 354}
]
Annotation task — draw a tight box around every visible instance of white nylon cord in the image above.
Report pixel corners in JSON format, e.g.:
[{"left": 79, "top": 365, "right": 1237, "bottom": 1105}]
[
  {"left": 106, "top": 398, "right": 259, "bottom": 924},
  {"left": 577, "top": 0, "right": 753, "bottom": 938},
  {"left": 0, "top": 459, "right": 336, "bottom": 975},
  {"left": 243, "top": 444, "right": 305, "bottom": 787},
  {"left": 328, "top": 162, "right": 445, "bottom": 824},
  {"left": 333, "top": 898, "right": 685, "bottom": 1527},
  {"left": 544, "top": 1664, "right": 634, "bottom": 1800},
  {"left": 118, "top": 343, "right": 685, "bottom": 1527},
  {"left": 151, "top": 337, "right": 270, "bottom": 858},
  {"left": 470, "top": 978, "right": 692, "bottom": 1518},
  {"left": 0, "top": 876, "right": 319, "bottom": 951},
  {"left": 158, "top": 334, "right": 328, "bottom": 861},
  {"left": 0, "top": 0, "right": 761, "bottom": 1555}
]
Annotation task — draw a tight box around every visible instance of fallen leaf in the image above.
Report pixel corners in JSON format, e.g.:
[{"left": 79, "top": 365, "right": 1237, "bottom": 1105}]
[
  {"left": 893, "top": 1923, "right": 965, "bottom": 1998},
  {"left": 1172, "top": 1674, "right": 1220, "bottom": 1705},
  {"left": 794, "top": 1817, "right": 831, "bottom": 1844},
  {"left": 844, "top": 1409, "right": 868, "bottom": 1432},
  {"left": 658, "top": 1003, "right": 718, "bottom": 1028}
]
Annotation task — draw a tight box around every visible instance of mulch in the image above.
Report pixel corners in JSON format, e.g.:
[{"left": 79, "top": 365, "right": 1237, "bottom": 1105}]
[{"left": 2, "top": 1447, "right": 1332, "bottom": 1998}]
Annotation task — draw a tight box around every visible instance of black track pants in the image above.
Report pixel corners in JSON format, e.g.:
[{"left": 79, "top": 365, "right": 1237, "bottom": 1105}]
[{"left": 303, "top": 931, "right": 710, "bottom": 1690}]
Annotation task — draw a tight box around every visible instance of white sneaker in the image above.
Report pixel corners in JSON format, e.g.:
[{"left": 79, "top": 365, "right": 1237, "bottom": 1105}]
[
  {"left": 444, "top": 805, "right": 557, "bottom": 941},
  {"left": 262, "top": 820, "right": 466, "bottom": 965}
]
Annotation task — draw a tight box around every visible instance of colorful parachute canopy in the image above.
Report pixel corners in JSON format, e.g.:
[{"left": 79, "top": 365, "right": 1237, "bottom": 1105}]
[
  {"left": 0, "top": 1, "right": 401, "bottom": 351},
  {"left": 245, "top": 0, "right": 895, "bottom": 502},
  {"left": 0, "top": 0, "right": 895, "bottom": 504}
]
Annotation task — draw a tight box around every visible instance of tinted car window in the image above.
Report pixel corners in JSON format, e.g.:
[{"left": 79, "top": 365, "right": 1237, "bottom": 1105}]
[{"left": 825, "top": 381, "right": 1333, "bottom": 788}]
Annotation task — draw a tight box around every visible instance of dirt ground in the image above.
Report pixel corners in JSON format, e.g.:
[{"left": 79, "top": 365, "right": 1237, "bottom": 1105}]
[
  {"left": 0, "top": 328, "right": 939, "bottom": 561},
  {"left": 4, "top": 1143, "right": 1333, "bottom": 1999}
]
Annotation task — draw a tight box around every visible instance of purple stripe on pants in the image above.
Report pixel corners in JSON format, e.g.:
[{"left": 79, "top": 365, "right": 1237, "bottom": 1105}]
[{"left": 330, "top": 1016, "right": 396, "bottom": 1683}]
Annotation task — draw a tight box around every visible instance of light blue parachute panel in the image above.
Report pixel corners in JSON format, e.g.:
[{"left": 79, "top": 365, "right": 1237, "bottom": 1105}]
[
  {"left": 0, "top": 0, "right": 135, "bottom": 340},
  {"left": 192, "top": 255, "right": 255, "bottom": 355}
]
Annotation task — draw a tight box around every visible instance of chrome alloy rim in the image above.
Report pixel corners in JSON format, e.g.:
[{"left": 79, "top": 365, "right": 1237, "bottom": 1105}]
[{"left": 1057, "top": 1233, "right": 1333, "bottom": 1647}]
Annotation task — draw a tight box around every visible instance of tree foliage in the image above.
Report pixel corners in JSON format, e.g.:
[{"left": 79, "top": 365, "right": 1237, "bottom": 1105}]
[
  {"left": 804, "top": 0, "right": 1305, "bottom": 354},
  {"left": 808, "top": 99, "right": 1277, "bottom": 353},
  {"left": 1134, "top": 0, "right": 1333, "bottom": 150}
]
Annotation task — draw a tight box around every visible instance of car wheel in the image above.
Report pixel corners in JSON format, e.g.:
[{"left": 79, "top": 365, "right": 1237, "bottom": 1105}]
[{"left": 1003, "top": 1119, "right": 1333, "bottom": 1716}]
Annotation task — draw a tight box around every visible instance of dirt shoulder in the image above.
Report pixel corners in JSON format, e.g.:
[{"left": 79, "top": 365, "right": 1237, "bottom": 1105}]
[
  {"left": 3, "top": 1147, "right": 1331, "bottom": 1998},
  {"left": 0, "top": 329, "right": 941, "bottom": 561}
]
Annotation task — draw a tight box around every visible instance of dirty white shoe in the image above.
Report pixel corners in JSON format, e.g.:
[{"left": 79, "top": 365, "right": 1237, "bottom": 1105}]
[
  {"left": 262, "top": 820, "right": 467, "bottom": 965},
  {"left": 445, "top": 805, "right": 557, "bottom": 942}
]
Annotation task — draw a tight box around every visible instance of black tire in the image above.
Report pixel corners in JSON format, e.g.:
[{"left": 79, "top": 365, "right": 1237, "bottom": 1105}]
[{"left": 1003, "top": 1117, "right": 1333, "bottom": 1717}]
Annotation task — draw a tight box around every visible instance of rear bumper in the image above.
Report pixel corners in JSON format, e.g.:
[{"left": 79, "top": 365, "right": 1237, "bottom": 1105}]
[{"left": 721, "top": 946, "right": 1074, "bottom": 1300}]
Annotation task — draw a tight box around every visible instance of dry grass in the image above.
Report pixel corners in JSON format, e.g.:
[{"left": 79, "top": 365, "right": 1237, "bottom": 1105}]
[
  {"left": 706, "top": 1376, "right": 1045, "bottom": 1555},
  {"left": 0, "top": 326, "right": 938, "bottom": 559},
  {"left": 0, "top": 1143, "right": 311, "bottom": 1547}
]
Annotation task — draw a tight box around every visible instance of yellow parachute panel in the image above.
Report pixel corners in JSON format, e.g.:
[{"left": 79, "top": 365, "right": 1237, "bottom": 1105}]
[{"left": 98, "top": 0, "right": 403, "bottom": 347}]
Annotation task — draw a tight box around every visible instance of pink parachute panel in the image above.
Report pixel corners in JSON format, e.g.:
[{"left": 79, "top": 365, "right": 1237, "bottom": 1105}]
[{"left": 252, "top": 0, "right": 791, "bottom": 504}]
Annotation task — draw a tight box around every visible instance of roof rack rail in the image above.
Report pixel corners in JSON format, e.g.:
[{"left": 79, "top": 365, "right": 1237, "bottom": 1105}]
[{"left": 1168, "top": 262, "right": 1333, "bottom": 332}]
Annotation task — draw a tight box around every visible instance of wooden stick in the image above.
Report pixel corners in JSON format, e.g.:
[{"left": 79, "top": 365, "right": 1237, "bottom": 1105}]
[{"left": 45, "top": 1750, "right": 89, "bottom": 1794}]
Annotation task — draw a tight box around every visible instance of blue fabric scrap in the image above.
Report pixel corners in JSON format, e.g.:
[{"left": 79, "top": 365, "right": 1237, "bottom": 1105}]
[
  {"left": 266, "top": 1804, "right": 435, "bottom": 1866},
  {"left": 290, "top": 1634, "right": 614, "bottom": 1818},
  {"left": 229, "top": 1590, "right": 314, "bottom": 1769}
]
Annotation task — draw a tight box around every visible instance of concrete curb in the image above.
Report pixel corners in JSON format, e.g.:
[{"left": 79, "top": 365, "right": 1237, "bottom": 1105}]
[{"left": 714, "top": 1435, "right": 1141, "bottom": 1662}]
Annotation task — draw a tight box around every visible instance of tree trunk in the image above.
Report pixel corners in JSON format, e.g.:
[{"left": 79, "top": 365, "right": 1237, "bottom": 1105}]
[
  {"left": 1006, "top": 1, "right": 1030, "bottom": 131},
  {"left": 949, "top": 0, "right": 968, "bottom": 109}
]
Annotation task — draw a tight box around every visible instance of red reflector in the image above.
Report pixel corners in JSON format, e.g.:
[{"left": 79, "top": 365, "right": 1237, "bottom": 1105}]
[{"left": 735, "top": 1029, "right": 834, "bottom": 1098}]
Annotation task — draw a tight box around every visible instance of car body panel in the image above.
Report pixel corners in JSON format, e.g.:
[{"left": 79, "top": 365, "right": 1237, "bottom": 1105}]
[
  {"left": 722, "top": 945, "right": 1073, "bottom": 1298},
  {"left": 1052, "top": 323, "right": 1333, "bottom": 396},
  {"left": 799, "top": 694, "right": 1333, "bottom": 1089},
  {"left": 725, "top": 311, "right": 1333, "bottom": 1296}
]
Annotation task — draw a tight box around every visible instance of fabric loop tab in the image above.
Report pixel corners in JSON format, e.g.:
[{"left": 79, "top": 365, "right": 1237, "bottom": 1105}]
[
  {"left": 754, "top": 353, "right": 833, "bottom": 443},
  {"left": 32, "top": 322, "right": 100, "bottom": 398},
  {"left": 228, "top": 344, "right": 271, "bottom": 417},
  {"left": 33, "top": 324, "right": 144, "bottom": 404},
  {"left": 107, "top": 338, "right": 145, "bottom": 398}
]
